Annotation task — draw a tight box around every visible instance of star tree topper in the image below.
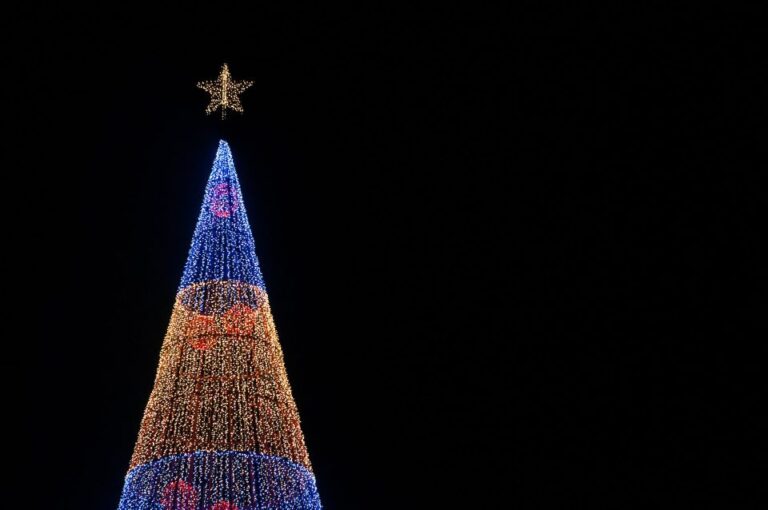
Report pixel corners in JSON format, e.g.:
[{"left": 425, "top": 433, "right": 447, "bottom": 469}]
[{"left": 197, "top": 63, "right": 253, "bottom": 118}]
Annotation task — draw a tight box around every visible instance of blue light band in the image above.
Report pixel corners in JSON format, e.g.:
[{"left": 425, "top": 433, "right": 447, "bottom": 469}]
[{"left": 118, "top": 451, "right": 321, "bottom": 510}]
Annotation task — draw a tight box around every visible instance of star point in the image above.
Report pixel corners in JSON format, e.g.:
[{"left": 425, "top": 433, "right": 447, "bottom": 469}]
[{"left": 197, "top": 63, "right": 253, "bottom": 119}]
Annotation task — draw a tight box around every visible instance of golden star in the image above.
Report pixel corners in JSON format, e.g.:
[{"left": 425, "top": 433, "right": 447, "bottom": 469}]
[{"left": 197, "top": 63, "right": 253, "bottom": 118}]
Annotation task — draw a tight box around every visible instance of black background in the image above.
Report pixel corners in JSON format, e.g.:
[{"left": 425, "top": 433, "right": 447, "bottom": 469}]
[{"left": 12, "top": 5, "right": 759, "bottom": 509}]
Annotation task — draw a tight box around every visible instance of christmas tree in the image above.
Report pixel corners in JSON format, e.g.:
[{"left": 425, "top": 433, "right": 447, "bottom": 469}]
[{"left": 117, "top": 140, "right": 322, "bottom": 510}]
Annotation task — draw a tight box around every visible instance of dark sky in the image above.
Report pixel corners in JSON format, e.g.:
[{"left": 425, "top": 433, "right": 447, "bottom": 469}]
[{"left": 14, "top": 5, "right": 758, "bottom": 509}]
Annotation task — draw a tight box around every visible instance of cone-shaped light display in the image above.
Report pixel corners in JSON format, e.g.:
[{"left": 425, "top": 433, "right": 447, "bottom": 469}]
[{"left": 117, "top": 141, "right": 322, "bottom": 510}]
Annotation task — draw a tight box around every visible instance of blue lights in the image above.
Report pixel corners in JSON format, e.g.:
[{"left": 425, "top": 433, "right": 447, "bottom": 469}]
[
  {"left": 117, "top": 451, "right": 321, "bottom": 510},
  {"left": 180, "top": 141, "right": 265, "bottom": 290}
]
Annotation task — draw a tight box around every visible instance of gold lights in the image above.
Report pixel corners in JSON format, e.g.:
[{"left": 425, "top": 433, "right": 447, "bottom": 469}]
[
  {"left": 197, "top": 64, "right": 253, "bottom": 118},
  {"left": 130, "top": 281, "right": 312, "bottom": 472}
]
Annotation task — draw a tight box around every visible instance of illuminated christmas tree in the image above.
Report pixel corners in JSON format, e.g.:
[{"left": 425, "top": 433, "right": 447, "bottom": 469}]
[{"left": 117, "top": 140, "right": 322, "bottom": 510}]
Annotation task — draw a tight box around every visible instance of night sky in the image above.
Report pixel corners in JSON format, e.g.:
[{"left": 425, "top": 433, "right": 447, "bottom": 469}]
[{"left": 15, "top": 6, "right": 758, "bottom": 509}]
